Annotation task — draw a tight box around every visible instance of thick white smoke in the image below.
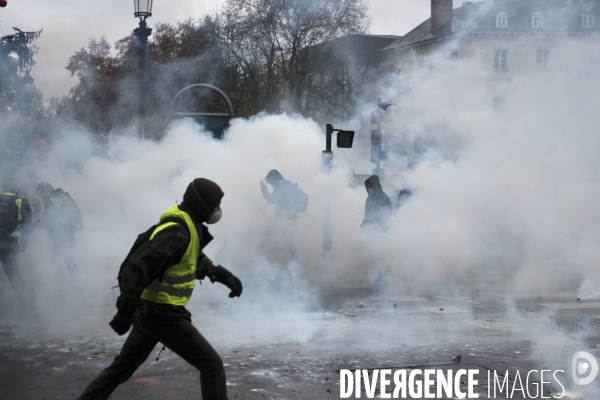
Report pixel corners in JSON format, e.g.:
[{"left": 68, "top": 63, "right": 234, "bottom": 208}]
[
  {"left": 6, "top": 37, "right": 600, "bottom": 312},
  {"left": 1, "top": 13, "right": 599, "bottom": 394}
]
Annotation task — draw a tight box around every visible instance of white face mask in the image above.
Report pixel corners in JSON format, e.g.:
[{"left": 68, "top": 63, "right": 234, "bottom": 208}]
[{"left": 207, "top": 208, "right": 222, "bottom": 224}]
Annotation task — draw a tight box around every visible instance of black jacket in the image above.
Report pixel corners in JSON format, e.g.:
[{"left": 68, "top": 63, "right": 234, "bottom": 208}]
[
  {"left": 361, "top": 175, "right": 392, "bottom": 234},
  {"left": 261, "top": 170, "right": 301, "bottom": 220}
]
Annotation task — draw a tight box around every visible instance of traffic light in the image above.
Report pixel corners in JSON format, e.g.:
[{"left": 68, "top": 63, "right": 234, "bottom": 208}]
[
  {"left": 370, "top": 128, "right": 381, "bottom": 163},
  {"left": 322, "top": 124, "right": 355, "bottom": 170},
  {"left": 370, "top": 99, "right": 390, "bottom": 164},
  {"left": 337, "top": 130, "right": 355, "bottom": 148},
  {"left": 371, "top": 108, "right": 383, "bottom": 126}
]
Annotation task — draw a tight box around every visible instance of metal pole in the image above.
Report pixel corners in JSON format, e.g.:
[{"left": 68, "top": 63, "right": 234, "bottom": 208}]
[
  {"left": 322, "top": 123, "right": 333, "bottom": 259},
  {"left": 134, "top": 19, "right": 152, "bottom": 138},
  {"left": 325, "top": 123, "right": 332, "bottom": 152},
  {"left": 323, "top": 204, "right": 332, "bottom": 258}
]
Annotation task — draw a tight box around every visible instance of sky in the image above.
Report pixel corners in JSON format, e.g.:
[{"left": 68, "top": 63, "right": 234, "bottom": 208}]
[{"left": 0, "top": 0, "right": 445, "bottom": 98}]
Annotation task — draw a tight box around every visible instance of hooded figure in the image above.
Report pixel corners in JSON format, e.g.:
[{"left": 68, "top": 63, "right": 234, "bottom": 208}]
[
  {"left": 261, "top": 169, "right": 304, "bottom": 219},
  {"left": 361, "top": 175, "right": 392, "bottom": 234},
  {"left": 260, "top": 170, "right": 306, "bottom": 257},
  {"left": 77, "top": 178, "right": 241, "bottom": 400}
]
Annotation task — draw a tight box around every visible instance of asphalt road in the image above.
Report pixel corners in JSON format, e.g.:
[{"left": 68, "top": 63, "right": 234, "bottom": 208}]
[{"left": 1, "top": 280, "right": 599, "bottom": 399}]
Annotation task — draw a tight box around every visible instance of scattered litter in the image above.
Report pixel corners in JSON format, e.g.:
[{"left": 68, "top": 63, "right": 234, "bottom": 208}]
[
  {"left": 156, "top": 345, "right": 166, "bottom": 361},
  {"left": 439, "top": 308, "right": 444, "bottom": 311},
  {"left": 452, "top": 353, "right": 462, "bottom": 362},
  {"left": 358, "top": 303, "right": 364, "bottom": 309}
]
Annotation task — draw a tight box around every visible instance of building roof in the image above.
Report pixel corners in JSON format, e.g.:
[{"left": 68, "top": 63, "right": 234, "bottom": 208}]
[
  {"left": 380, "top": 0, "right": 600, "bottom": 54},
  {"left": 308, "top": 34, "right": 401, "bottom": 70}
]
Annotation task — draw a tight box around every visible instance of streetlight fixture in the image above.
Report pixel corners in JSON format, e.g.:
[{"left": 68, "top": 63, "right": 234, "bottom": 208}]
[
  {"left": 133, "top": 0, "right": 153, "bottom": 138},
  {"left": 20, "top": 70, "right": 34, "bottom": 90}
]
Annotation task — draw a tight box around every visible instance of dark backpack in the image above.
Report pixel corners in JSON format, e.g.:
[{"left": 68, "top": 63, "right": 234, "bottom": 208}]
[
  {"left": 0, "top": 194, "right": 20, "bottom": 239},
  {"left": 51, "top": 191, "right": 83, "bottom": 232},
  {"left": 117, "top": 217, "right": 189, "bottom": 288},
  {"left": 289, "top": 183, "right": 309, "bottom": 214}
]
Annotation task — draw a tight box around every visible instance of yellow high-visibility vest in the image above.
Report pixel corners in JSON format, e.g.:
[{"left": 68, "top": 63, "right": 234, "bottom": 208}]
[
  {"left": 1, "top": 192, "right": 23, "bottom": 237},
  {"left": 141, "top": 206, "right": 199, "bottom": 306},
  {"left": 50, "top": 197, "right": 63, "bottom": 209}
]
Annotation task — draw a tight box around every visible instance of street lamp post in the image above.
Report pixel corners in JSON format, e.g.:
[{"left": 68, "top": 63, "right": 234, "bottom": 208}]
[
  {"left": 133, "top": 0, "right": 153, "bottom": 138},
  {"left": 20, "top": 70, "right": 34, "bottom": 117}
]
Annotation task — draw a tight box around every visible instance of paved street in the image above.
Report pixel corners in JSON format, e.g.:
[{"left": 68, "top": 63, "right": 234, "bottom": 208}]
[{"left": 1, "top": 280, "right": 599, "bottom": 399}]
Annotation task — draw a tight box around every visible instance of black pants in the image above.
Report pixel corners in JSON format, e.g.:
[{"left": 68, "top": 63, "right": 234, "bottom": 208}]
[
  {"left": 0, "top": 241, "right": 27, "bottom": 302},
  {"left": 77, "top": 317, "right": 229, "bottom": 400}
]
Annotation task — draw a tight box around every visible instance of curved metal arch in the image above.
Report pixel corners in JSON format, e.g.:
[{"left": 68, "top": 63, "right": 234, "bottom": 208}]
[{"left": 170, "top": 83, "right": 235, "bottom": 118}]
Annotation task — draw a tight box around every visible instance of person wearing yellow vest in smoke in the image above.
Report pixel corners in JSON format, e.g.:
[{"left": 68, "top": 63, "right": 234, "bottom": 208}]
[
  {"left": 0, "top": 182, "right": 33, "bottom": 306},
  {"left": 37, "top": 181, "right": 83, "bottom": 274},
  {"left": 36, "top": 182, "right": 83, "bottom": 275},
  {"left": 76, "top": 178, "right": 242, "bottom": 400}
]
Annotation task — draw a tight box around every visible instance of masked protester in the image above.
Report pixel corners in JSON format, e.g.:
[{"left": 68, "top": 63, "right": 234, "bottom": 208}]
[
  {"left": 76, "top": 178, "right": 242, "bottom": 400},
  {"left": 260, "top": 169, "right": 308, "bottom": 258},
  {"left": 360, "top": 175, "right": 392, "bottom": 234},
  {"left": 36, "top": 181, "right": 82, "bottom": 275},
  {"left": 360, "top": 175, "right": 393, "bottom": 282},
  {"left": 0, "top": 182, "right": 32, "bottom": 308}
]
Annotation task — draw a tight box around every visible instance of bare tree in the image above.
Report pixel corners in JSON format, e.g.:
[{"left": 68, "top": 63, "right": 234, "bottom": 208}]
[{"left": 218, "top": 0, "right": 370, "bottom": 113}]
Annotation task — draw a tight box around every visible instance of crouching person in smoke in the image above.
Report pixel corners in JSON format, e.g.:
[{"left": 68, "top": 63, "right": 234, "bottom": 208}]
[
  {"left": 360, "top": 175, "right": 393, "bottom": 282},
  {"left": 76, "top": 178, "right": 242, "bottom": 400},
  {"left": 36, "top": 181, "right": 82, "bottom": 275},
  {"left": 0, "top": 182, "right": 33, "bottom": 308},
  {"left": 260, "top": 169, "right": 308, "bottom": 258}
]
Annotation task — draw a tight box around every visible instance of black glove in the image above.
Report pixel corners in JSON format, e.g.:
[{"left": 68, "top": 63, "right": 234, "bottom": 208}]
[
  {"left": 109, "top": 297, "right": 137, "bottom": 335},
  {"left": 224, "top": 275, "right": 243, "bottom": 298},
  {"left": 210, "top": 265, "right": 243, "bottom": 298},
  {"left": 115, "top": 297, "right": 138, "bottom": 314},
  {"left": 109, "top": 312, "right": 133, "bottom": 336}
]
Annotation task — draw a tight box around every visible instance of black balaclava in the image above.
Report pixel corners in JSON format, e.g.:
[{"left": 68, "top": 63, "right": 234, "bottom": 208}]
[
  {"left": 364, "top": 175, "right": 383, "bottom": 193},
  {"left": 265, "top": 169, "right": 285, "bottom": 186},
  {"left": 180, "top": 178, "right": 224, "bottom": 224}
]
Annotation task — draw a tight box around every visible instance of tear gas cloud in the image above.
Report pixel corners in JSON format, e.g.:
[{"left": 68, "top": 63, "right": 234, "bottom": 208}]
[{"left": 1, "top": 8, "right": 599, "bottom": 360}]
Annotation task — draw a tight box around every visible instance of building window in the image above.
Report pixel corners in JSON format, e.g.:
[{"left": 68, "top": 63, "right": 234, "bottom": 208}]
[
  {"left": 532, "top": 12, "right": 544, "bottom": 28},
  {"left": 537, "top": 49, "right": 550, "bottom": 70},
  {"left": 452, "top": 16, "right": 459, "bottom": 32},
  {"left": 496, "top": 12, "right": 508, "bottom": 28},
  {"left": 494, "top": 49, "right": 508, "bottom": 71},
  {"left": 582, "top": 11, "right": 595, "bottom": 27}
]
